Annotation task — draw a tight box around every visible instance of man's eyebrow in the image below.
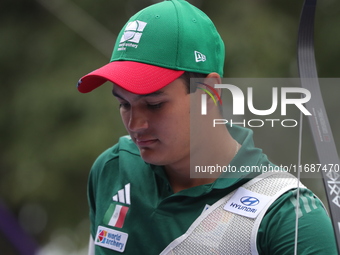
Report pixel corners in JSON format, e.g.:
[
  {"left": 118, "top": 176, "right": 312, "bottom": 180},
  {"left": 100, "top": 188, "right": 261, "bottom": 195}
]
[{"left": 112, "top": 90, "right": 165, "bottom": 100}]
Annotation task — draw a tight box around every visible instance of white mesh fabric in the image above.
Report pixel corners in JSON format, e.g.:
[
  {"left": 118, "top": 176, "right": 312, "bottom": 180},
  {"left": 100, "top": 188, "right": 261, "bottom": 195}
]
[{"left": 161, "top": 172, "right": 303, "bottom": 255}]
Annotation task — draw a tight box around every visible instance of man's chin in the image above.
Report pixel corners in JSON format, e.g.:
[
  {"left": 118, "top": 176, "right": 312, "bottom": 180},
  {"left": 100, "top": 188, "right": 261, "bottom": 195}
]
[{"left": 139, "top": 150, "right": 165, "bottom": 166}]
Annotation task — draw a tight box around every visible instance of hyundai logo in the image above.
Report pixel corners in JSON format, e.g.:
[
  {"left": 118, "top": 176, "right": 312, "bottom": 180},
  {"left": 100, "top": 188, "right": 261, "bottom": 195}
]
[{"left": 240, "top": 196, "right": 260, "bottom": 206}]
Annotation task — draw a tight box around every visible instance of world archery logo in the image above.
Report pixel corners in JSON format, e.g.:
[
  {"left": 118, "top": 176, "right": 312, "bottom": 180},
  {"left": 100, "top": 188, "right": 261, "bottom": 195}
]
[
  {"left": 240, "top": 196, "right": 260, "bottom": 206},
  {"left": 95, "top": 226, "right": 129, "bottom": 252},
  {"left": 118, "top": 20, "right": 147, "bottom": 51},
  {"left": 97, "top": 230, "right": 108, "bottom": 243},
  {"left": 197, "top": 82, "right": 222, "bottom": 115}
]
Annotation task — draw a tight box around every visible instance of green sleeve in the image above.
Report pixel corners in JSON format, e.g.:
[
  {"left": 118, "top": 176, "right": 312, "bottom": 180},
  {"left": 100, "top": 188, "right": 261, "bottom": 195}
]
[
  {"left": 257, "top": 188, "right": 338, "bottom": 254},
  {"left": 87, "top": 145, "right": 118, "bottom": 239}
]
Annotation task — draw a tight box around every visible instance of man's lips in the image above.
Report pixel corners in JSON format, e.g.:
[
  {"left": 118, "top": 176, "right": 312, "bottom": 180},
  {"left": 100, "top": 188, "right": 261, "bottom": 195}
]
[{"left": 135, "top": 138, "right": 158, "bottom": 147}]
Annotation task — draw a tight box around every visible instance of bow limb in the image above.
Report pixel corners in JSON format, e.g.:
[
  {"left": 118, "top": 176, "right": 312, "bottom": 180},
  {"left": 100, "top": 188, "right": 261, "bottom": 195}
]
[{"left": 297, "top": 0, "right": 340, "bottom": 252}]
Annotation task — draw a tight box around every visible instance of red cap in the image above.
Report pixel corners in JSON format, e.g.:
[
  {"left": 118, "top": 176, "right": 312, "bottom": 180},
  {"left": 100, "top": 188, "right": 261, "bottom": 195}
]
[{"left": 77, "top": 61, "right": 184, "bottom": 95}]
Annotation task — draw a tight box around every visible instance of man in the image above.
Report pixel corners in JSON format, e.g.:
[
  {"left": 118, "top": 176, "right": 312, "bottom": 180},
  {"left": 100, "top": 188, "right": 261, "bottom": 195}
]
[{"left": 77, "top": 0, "right": 337, "bottom": 254}]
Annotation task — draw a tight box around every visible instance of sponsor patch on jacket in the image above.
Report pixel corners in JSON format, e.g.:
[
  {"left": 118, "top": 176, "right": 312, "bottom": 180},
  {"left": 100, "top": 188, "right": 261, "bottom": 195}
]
[
  {"left": 223, "top": 187, "right": 271, "bottom": 218},
  {"left": 95, "top": 226, "right": 128, "bottom": 252}
]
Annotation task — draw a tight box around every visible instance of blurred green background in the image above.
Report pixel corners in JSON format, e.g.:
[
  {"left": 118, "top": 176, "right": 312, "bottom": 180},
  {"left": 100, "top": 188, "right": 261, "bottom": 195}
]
[{"left": 1, "top": 0, "right": 339, "bottom": 254}]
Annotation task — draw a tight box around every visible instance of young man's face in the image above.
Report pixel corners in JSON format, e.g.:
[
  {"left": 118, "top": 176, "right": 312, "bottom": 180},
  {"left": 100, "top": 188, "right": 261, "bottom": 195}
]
[{"left": 112, "top": 78, "right": 192, "bottom": 168}]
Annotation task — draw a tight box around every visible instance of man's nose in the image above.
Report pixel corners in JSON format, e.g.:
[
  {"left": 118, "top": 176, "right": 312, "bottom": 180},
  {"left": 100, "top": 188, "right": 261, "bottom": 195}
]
[{"left": 127, "top": 109, "right": 148, "bottom": 132}]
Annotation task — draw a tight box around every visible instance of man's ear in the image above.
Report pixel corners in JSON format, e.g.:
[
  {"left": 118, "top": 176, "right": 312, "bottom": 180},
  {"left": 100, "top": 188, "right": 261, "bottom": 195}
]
[
  {"left": 203, "top": 72, "right": 222, "bottom": 100},
  {"left": 206, "top": 72, "right": 221, "bottom": 83}
]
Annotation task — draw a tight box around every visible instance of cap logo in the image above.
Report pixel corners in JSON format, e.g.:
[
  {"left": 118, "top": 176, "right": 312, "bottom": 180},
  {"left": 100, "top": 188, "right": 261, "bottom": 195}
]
[
  {"left": 195, "top": 51, "right": 206, "bottom": 62},
  {"left": 118, "top": 20, "right": 147, "bottom": 51}
]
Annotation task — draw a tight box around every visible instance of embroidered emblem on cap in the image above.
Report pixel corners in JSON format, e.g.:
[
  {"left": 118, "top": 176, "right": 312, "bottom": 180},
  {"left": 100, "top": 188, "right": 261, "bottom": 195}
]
[
  {"left": 118, "top": 20, "right": 147, "bottom": 51},
  {"left": 195, "top": 51, "right": 206, "bottom": 62}
]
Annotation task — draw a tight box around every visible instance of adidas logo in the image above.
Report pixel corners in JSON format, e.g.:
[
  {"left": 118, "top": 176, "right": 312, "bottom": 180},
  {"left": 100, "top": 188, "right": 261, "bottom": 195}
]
[
  {"left": 112, "top": 183, "right": 131, "bottom": 204},
  {"left": 195, "top": 51, "right": 206, "bottom": 62},
  {"left": 120, "top": 20, "right": 147, "bottom": 44},
  {"left": 106, "top": 183, "right": 131, "bottom": 228}
]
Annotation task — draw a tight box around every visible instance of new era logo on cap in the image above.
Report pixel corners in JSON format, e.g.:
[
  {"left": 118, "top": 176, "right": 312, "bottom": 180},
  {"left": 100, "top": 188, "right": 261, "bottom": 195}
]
[{"left": 195, "top": 51, "right": 206, "bottom": 62}]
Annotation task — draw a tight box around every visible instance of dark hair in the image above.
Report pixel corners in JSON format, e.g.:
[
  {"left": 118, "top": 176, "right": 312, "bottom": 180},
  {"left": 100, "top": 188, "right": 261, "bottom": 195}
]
[{"left": 179, "top": 71, "right": 208, "bottom": 94}]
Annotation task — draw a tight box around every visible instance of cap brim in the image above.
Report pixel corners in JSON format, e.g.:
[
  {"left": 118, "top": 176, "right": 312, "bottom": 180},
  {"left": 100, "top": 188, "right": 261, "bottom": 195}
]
[{"left": 77, "top": 61, "right": 185, "bottom": 94}]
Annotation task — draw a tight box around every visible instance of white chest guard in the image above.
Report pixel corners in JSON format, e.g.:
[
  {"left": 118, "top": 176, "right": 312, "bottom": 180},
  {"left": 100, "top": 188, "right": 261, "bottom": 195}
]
[{"left": 160, "top": 172, "right": 304, "bottom": 255}]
